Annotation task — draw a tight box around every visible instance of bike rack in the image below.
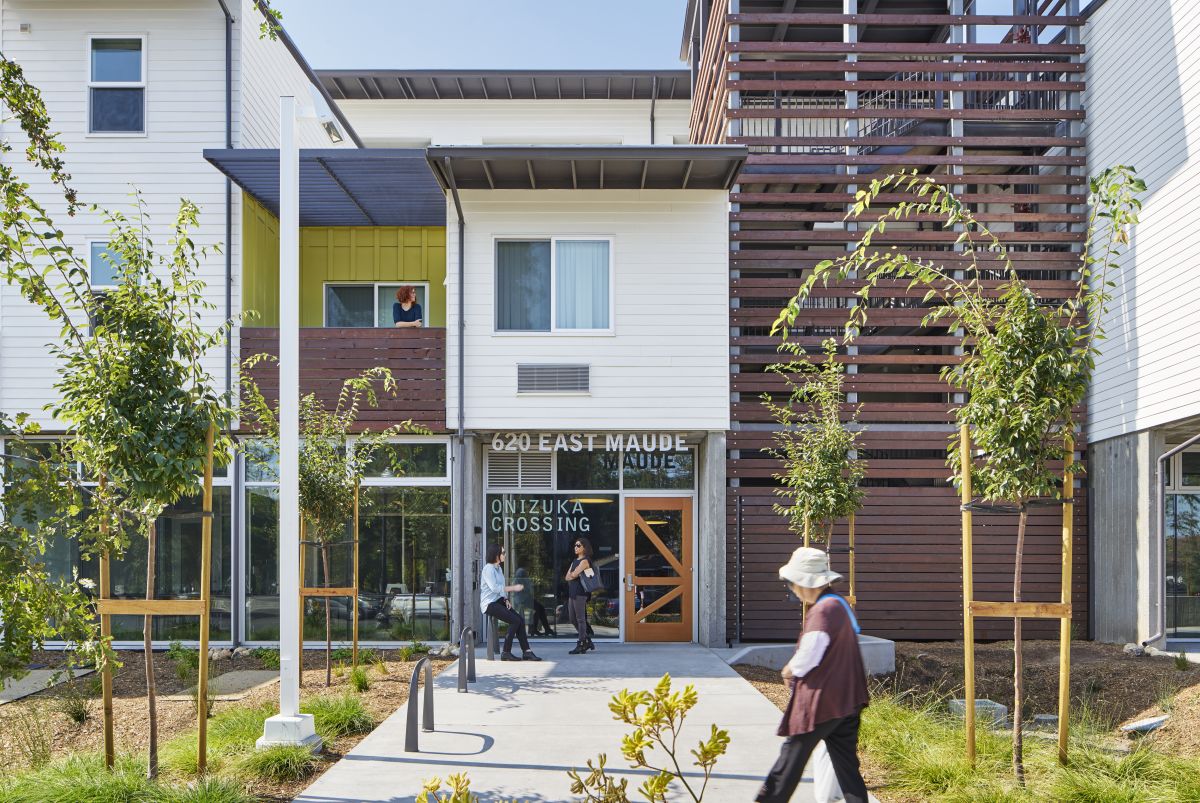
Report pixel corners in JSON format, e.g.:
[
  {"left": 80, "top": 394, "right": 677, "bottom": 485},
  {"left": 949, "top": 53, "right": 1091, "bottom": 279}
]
[
  {"left": 404, "top": 656, "right": 435, "bottom": 752},
  {"left": 457, "top": 626, "right": 476, "bottom": 692}
]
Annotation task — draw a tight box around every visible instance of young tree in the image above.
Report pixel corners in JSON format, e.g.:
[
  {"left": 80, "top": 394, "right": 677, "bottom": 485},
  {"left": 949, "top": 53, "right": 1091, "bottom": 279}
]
[
  {"left": 776, "top": 168, "right": 1143, "bottom": 784},
  {"left": 242, "top": 360, "right": 424, "bottom": 686},
  {"left": 763, "top": 339, "right": 866, "bottom": 551}
]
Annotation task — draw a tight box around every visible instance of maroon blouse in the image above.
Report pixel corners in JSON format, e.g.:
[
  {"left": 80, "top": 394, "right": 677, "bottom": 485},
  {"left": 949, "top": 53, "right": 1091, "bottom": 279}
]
[{"left": 777, "top": 595, "right": 869, "bottom": 736}]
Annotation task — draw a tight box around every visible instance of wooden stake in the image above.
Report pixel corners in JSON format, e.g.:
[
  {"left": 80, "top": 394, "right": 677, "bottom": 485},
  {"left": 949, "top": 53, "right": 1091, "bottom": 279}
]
[
  {"left": 848, "top": 512, "right": 856, "bottom": 606},
  {"left": 99, "top": 474, "right": 115, "bottom": 770},
  {"left": 197, "top": 425, "right": 215, "bottom": 773},
  {"left": 803, "top": 517, "right": 811, "bottom": 548},
  {"left": 960, "top": 424, "right": 976, "bottom": 766},
  {"left": 352, "top": 482, "right": 359, "bottom": 669},
  {"left": 1057, "top": 434, "right": 1075, "bottom": 765}
]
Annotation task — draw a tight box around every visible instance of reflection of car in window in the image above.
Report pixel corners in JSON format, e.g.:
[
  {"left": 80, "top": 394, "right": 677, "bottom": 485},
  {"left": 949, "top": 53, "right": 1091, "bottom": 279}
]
[{"left": 1167, "top": 575, "right": 1189, "bottom": 596}]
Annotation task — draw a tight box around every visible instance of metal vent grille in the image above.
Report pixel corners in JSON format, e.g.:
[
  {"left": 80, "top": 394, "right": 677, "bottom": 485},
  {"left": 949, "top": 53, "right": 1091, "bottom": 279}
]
[
  {"left": 485, "top": 451, "right": 553, "bottom": 490},
  {"left": 517, "top": 363, "right": 590, "bottom": 393}
]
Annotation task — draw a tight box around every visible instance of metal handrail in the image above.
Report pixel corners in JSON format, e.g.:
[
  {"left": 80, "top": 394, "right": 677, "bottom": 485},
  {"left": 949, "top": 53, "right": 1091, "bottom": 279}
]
[
  {"left": 457, "top": 626, "right": 476, "bottom": 692},
  {"left": 403, "top": 656, "right": 434, "bottom": 752}
]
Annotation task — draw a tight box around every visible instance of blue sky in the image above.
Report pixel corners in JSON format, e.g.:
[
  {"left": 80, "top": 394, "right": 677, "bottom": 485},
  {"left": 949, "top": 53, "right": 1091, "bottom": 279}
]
[{"left": 273, "top": 0, "right": 689, "bottom": 71}]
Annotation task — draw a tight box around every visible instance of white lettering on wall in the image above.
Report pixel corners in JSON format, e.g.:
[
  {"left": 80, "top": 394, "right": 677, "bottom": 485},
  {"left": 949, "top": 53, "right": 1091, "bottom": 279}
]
[{"left": 493, "top": 432, "right": 689, "bottom": 453}]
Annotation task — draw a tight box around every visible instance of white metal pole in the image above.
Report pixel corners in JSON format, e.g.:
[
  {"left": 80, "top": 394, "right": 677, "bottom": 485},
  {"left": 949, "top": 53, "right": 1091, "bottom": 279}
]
[
  {"left": 278, "top": 94, "right": 301, "bottom": 719},
  {"left": 258, "top": 97, "right": 318, "bottom": 750}
]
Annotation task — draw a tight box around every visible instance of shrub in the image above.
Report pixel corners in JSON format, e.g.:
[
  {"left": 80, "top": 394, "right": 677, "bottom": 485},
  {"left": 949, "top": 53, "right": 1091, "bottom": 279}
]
[
  {"left": 250, "top": 647, "right": 280, "bottom": 670},
  {"left": 330, "top": 646, "right": 354, "bottom": 662},
  {"left": 418, "top": 773, "right": 478, "bottom": 803},
  {"left": 236, "top": 745, "right": 318, "bottom": 784},
  {"left": 52, "top": 677, "right": 93, "bottom": 725},
  {"left": 349, "top": 665, "right": 371, "bottom": 693},
  {"left": 168, "top": 641, "right": 200, "bottom": 683},
  {"left": 1174, "top": 652, "right": 1190, "bottom": 671},
  {"left": 302, "top": 693, "right": 374, "bottom": 739},
  {"left": 332, "top": 660, "right": 346, "bottom": 679},
  {"left": 373, "top": 657, "right": 388, "bottom": 677},
  {"left": 9, "top": 704, "right": 52, "bottom": 769},
  {"left": 397, "top": 645, "right": 416, "bottom": 662},
  {"left": 0, "top": 753, "right": 152, "bottom": 802}
]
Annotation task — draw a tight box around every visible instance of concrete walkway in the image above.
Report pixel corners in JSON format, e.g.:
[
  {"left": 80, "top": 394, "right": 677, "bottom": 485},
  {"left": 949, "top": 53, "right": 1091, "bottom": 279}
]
[{"left": 295, "top": 642, "right": 836, "bottom": 802}]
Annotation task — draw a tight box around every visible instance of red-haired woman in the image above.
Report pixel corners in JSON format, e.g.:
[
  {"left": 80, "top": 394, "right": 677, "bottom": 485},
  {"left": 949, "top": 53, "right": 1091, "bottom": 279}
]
[{"left": 393, "top": 285, "right": 423, "bottom": 328}]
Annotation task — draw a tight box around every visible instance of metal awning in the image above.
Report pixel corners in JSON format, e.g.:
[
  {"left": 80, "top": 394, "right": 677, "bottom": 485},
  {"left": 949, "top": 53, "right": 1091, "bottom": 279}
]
[
  {"left": 425, "top": 145, "right": 748, "bottom": 191},
  {"left": 318, "top": 69, "right": 691, "bottom": 102},
  {"left": 203, "top": 148, "right": 445, "bottom": 227}
]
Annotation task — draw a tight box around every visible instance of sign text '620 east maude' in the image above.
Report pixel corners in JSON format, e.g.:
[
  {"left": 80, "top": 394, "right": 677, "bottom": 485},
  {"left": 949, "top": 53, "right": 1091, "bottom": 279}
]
[{"left": 490, "top": 432, "right": 690, "bottom": 453}]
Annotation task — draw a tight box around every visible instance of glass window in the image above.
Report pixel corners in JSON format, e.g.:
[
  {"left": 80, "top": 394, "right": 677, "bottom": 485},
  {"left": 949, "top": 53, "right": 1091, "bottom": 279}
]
[
  {"left": 245, "top": 486, "right": 280, "bottom": 641},
  {"left": 496, "top": 239, "right": 612, "bottom": 332},
  {"left": 622, "top": 450, "right": 695, "bottom": 490},
  {"left": 89, "top": 243, "right": 122, "bottom": 287},
  {"left": 555, "top": 240, "right": 610, "bottom": 330},
  {"left": 1182, "top": 452, "right": 1200, "bottom": 487},
  {"left": 362, "top": 442, "right": 447, "bottom": 479},
  {"left": 496, "top": 241, "right": 551, "bottom": 331},
  {"left": 376, "top": 284, "right": 428, "bottom": 328},
  {"left": 105, "top": 489, "right": 234, "bottom": 641},
  {"left": 244, "top": 440, "right": 279, "bottom": 483},
  {"left": 324, "top": 285, "right": 374, "bottom": 328},
  {"left": 486, "top": 493, "right": 619, "bottom": 640},
  {"left": 556, "top": 450, "right": 619, "bottom": 490},
  {"left": 89, "top": 38, "right": 144, "bottom": 134},
  {"left": 1167, "top": 494, "right": 1200, "bottom": 638}
]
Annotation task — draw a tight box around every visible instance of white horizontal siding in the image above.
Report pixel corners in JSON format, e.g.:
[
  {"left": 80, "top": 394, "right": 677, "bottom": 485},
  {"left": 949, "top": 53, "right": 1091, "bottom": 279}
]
[
  {"left": 236, "top": 0, "right": 349, "bottom": 149},
  {"left": 1084, "top": 0, "right": 1200, "bottom": 442},
  {"left": 335, "top": 99, "right": 691, "bottom": 147},
  {"left": 446, "top": 190, "right": 730, "bottom": 432}
]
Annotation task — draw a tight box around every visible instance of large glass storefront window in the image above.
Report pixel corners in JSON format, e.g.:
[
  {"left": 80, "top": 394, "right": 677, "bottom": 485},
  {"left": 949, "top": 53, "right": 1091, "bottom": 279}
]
[
  {"left": 244, "top": 439, "right": 452, "bottom": 644},
  {"left": 1168, "top": 493, "right": 1200, "bottom": 639},
  {"left": 486, "top": 494, "right": 620, "bottom": 639}
]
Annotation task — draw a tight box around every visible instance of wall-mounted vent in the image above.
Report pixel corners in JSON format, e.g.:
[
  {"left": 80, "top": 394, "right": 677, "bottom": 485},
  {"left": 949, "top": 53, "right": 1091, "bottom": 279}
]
[
  {"left": 517, "top": 363, "right": 590, "bottom": 393},
  {"left": 486, "top": 450, "right": 553, "bottom": 490}
]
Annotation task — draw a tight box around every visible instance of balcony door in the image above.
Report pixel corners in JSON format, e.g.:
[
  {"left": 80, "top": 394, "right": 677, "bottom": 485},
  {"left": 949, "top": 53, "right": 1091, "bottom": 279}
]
[{"left": 624, "top": 497, "right": 692, "bottom": 642}]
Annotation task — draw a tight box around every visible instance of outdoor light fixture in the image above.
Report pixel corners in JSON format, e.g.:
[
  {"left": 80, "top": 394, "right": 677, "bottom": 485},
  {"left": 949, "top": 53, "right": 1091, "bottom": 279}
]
[
  {"left": 322, "top": 120, "right": 344, "bottom": 144},
  {"left": 568, "top": 497, "right": 615, "bottom": 504}
]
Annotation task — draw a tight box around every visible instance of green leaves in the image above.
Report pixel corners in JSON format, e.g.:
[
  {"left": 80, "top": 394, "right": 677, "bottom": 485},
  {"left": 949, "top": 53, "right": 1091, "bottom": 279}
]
[
  {"left": 764, "top": 340, "right": 866, "bottom": 544},
  {"left": 573, "top": 673, "right": 731, "bottom": 802}
]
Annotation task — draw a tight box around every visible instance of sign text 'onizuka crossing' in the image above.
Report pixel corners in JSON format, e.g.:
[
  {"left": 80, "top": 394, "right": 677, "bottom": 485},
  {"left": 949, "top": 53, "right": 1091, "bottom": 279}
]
[{"left": 491, "top": 432, "right": 689, "bottom": 453}]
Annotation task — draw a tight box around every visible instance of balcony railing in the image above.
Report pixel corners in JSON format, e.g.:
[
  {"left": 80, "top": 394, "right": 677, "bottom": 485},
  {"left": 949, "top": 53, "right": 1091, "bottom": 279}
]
[{"left": 240, "top": 327, "right": 446, "bottom": 431}]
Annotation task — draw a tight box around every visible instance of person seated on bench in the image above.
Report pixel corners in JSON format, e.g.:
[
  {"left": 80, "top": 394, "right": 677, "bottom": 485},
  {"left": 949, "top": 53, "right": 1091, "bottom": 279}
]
[{"left": 480, "top": 544, "right": 541, "bottom": 662}]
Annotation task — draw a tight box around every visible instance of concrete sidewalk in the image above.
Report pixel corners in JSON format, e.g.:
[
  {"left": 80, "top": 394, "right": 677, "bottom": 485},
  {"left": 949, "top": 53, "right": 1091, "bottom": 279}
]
[{"left": 296, "top": 642, "right": 838, "bottom": 802}]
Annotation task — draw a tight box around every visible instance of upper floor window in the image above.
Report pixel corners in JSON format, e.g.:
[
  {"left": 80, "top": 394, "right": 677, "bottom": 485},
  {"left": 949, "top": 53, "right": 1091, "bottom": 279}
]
[
  {"left": 88, "top": 242, "right": 122, "bottom": 288},
  {"left": 324, "top": 282, "right": 429, "bottom": 328},
  {"left": 88, "top": 36, "right": 145, "bottom": 134},
  {"left": 495, "top": 238, "right": 611, "bottom": 333}
]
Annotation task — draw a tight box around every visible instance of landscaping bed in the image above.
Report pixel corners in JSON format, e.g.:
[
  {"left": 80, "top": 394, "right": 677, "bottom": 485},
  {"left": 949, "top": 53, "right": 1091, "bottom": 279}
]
[
  {"left": 737, "top": 640, "right": 1200, "bottom": 802},
  {"left": 0, "top": 646, "right": 453, "bottom": 802}
]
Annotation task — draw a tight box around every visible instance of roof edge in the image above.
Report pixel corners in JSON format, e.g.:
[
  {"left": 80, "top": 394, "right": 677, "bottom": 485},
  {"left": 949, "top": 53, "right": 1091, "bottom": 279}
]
[{"left": 252, "top": 0, "right": 365, "bottom": 148}]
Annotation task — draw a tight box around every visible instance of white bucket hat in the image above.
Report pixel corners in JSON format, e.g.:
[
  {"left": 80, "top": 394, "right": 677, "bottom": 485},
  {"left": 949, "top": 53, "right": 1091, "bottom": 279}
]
[{"left": 779, "top": 546, "right": 842, "bottom": 589}]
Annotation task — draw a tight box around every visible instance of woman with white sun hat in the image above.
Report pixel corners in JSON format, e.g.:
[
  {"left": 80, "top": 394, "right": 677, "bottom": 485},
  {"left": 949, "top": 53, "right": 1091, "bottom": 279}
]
[{"left": 755, "top": 546, "right": 870, "bottom": 803}]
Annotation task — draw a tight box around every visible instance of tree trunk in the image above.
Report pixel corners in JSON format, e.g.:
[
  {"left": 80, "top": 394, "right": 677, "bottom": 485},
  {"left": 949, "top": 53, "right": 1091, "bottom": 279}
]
[
  {"left": 322, "top": 543, "right": 332, "bottom": 688},
  {"left": 1013, "top": 505, "right": 1027, "bottom": 786},
  {"left": 144, "top": 519, "right": 159, "bottom": 780}
]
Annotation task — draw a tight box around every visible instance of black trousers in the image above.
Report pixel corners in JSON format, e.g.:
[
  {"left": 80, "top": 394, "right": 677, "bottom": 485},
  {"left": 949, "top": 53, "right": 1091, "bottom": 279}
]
[
  {"left": 485, "top": 600, "right": 530, "bottom": 654},
  {"left": 755, "top": 712, "right": 869, "bottom": 803}
]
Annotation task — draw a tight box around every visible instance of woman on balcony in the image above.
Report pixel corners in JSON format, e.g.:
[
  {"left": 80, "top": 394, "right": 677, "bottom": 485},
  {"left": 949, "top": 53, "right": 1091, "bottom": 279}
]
[{"left": 393, "top": 285, "right": 423, "bottom": 328}]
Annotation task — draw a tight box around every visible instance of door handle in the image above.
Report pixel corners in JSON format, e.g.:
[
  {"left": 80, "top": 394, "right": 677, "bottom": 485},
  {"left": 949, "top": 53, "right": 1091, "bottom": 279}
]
[{"left": 624, "top": 574, "right": 634, "bottom": 592}]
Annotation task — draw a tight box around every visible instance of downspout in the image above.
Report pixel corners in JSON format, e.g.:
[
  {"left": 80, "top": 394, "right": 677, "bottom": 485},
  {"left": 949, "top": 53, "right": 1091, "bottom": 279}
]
[
  {"left": 216, "top": 0, "right": 236, "bottom": 644},
  {"left": 444, "top": 157, "right": 467, "bottom": 638},
  {"left": 649, "top": 76, "right": 658, "bottom": 145},
  {"left": 1144, "top": 431, "right": 1200, "bottom": 648}
]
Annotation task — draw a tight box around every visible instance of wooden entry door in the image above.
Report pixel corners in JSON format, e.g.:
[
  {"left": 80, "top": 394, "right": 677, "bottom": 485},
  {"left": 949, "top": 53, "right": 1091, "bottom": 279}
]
[{"left": 624, "top": 497, "right": 693, "bottom": 642}]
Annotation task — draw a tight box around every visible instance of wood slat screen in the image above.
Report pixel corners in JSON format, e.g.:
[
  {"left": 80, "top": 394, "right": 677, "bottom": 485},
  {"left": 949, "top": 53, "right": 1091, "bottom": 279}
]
[
  {"left": 240, "top": 327, "right": 446, "bottom": 431},
  {"left": 695, "top": 1, "right": 1087, "bottom": 641}
]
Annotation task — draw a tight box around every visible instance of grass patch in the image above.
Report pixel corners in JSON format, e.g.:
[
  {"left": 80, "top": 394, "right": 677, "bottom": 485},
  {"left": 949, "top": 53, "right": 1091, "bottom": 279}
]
[
  {"left": 349, "top": 665, "right": 370, "bottom": 693},
  {"left": 162, "top": 703, "right": 274, "bottom": 778},
  {"left": 0, "top": 753, "right": 253, "bottom": 803},
  {"left": 236, "top": 746, "right": 318, "bottom": 784},
  {"left": 861, "top": 684, "right": 1200, "bottom": 802},
  {"left": 302, "top": 693, "right": 374, "bottom": 739},
  {"left": 250, "top": 648, "right": 279, "bottom": 670}
]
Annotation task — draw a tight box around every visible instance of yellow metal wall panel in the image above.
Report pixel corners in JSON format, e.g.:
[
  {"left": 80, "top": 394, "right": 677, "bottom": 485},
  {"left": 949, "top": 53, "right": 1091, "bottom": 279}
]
[{"left": 239, "top": 193, "right": 447, "bottom": 328}]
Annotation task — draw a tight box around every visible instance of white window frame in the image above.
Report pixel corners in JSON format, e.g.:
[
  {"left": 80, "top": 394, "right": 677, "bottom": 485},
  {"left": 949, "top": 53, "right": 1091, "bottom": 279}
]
[
  {"left": 1174, "top": 448, "right": 1200, "bottom": 490},
  {"left": 87, "top": 240, "right": 121, "bottom": 289},
  {"left": 322, "top": 281, "right": 431, "bottom": 328},
  {"left": 85, "top": 34, "right": 148, "bottom": 137},
  {"left": 492, "top": 236, "right": 616, "bottom": 336}
]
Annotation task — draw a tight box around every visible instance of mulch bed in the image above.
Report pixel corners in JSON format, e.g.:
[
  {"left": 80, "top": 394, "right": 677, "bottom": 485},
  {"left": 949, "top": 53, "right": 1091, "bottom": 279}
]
[{"left": 0, "top": 647, "right": 453, "bottom": 801}]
